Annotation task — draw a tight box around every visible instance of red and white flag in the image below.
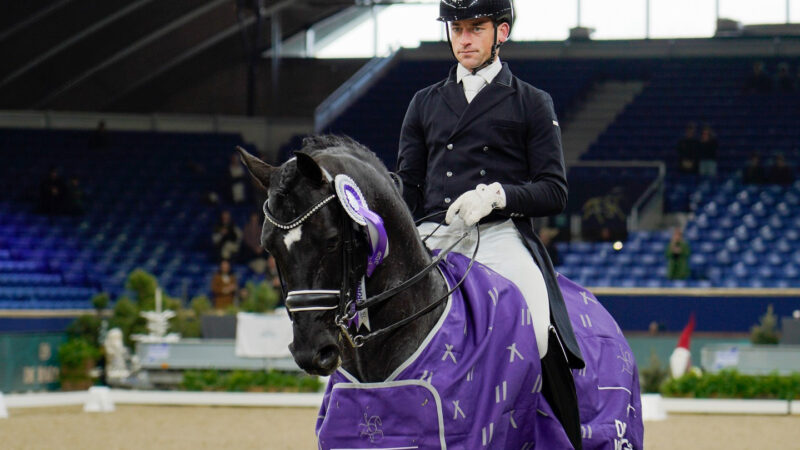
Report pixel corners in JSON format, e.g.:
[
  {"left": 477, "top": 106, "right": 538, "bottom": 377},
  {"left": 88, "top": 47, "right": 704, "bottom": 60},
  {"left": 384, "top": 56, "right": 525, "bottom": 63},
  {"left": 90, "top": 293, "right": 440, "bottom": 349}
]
[{"left": 669, "top": 313, "right": 696, "bottom": 378}]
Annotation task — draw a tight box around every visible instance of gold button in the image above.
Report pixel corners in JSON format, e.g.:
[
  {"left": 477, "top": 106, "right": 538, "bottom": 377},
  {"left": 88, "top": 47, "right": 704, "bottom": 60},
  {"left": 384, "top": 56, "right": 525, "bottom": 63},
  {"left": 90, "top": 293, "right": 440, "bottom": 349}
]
[{"left": 447, "top": 144, "right": 454, "bottom": 150}]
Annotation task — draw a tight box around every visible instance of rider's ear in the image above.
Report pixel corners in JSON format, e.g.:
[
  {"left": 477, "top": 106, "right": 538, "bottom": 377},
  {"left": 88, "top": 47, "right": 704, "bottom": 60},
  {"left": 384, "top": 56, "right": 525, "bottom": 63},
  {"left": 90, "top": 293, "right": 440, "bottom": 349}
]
[
  {"left": 237, "top": 146, "right": 275, "bottom": 192},
  {"left": 295, "top": 152, "right": 325, "bottom": 187}
]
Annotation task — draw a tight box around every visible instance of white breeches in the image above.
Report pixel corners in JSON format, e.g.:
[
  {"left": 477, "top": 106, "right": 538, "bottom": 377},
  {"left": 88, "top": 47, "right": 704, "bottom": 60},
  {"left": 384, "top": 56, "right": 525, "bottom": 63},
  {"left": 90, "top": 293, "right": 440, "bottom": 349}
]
[{"left": 417, "top": 219, "right": 550, "bottom": 357}]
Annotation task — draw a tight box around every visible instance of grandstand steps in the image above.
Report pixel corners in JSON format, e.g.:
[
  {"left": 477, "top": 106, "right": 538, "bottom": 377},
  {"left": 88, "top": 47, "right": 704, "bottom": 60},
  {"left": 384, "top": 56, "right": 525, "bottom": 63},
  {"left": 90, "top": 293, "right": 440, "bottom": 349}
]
[{"left": 562, "top": 81, "right": 645, "bottom": 163}]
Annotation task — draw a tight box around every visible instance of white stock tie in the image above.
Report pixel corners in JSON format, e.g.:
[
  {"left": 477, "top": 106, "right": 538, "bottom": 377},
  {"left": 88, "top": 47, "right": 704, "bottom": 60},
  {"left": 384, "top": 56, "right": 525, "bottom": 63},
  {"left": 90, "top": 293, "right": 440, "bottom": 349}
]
[{"left": 462, "top": 74, "right": 487, "bottom": 103}]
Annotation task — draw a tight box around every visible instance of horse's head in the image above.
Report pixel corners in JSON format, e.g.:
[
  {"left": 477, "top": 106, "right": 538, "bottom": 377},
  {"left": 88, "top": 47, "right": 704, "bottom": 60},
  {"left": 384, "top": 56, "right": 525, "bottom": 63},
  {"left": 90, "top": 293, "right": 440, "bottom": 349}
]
[{"left": 238, "top": 138, "right": 401, "bottom": 376}]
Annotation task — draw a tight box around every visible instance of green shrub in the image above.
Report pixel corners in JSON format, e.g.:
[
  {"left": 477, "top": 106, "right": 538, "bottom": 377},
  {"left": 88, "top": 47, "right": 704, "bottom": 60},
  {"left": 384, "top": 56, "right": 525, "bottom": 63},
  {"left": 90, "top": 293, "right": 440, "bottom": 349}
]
[
  {"left": 751, "top": 304, "right": 779, "bottom": 345},
  {"left": 224, "top": 371, "right": 256, "bottom": 392},
  {"left": 240, "top": 281, "right": 280, "bottom": 313},
  {"left": 661, "top": 369, "right": 800, "bottom": 399},
  {"left": 181, "top": 370, "right": 205, "bottom": 391},
  {"left": 58, "top": 338, "right": 99, "bottom": 370},
  {"left": 66, "top": 314, "right": 102, "bottom": 345},
  {"left": 109, "top": 296, "right": 147, "bottom": 348},
  {"left": 91, "top": 292, "right": 110, "bottom": 311},
  {"left": 170, "top": 309, "right": 202, "bottom": 338},
  {"left": 179, "top": 370, "right": 322, "bottom": 393},
  {"left": 639, "top": 352, "right": 669, "bottom": 393},
  {"left": 126, "top": 269, "right": 158, "bottom": 308},
  {"left": 190, "top": 296, "right": 212, "bottom": 317}
]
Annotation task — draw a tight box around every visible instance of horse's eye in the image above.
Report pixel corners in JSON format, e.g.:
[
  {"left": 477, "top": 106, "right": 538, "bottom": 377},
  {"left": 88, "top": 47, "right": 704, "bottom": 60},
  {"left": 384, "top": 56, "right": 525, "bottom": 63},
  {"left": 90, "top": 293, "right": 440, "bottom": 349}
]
[{"left": 326, "top": 236, "right": 339, "bottom": 253}]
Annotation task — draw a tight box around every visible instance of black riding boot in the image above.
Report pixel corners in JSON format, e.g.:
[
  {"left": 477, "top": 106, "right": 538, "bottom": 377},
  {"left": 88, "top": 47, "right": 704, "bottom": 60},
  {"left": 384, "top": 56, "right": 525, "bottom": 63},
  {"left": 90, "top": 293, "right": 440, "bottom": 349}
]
[{"left": 541, "top": 327, "right": 583, "bottom": 450}]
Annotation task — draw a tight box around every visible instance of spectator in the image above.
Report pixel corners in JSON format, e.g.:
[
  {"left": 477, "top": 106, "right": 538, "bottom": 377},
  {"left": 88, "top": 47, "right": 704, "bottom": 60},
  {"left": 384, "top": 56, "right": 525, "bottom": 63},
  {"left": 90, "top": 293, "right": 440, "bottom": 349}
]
[
  {"left": 227, "top": 153, "right": 247, "bottom": 204},
  {"left": 212, "top": 210, "right": 242, "bottom": 262},
  {"left": 38, "top": 167, "right": 67, "bottom": 214},
  {"left": 777, "top": 62, "right": 795, "bottom": 93},
  {"left": 770, "top": 154, "right": 795, "bottom": 186},
  {"left": 210, "top": 260, "right": 238, "bottom": 309},
  {"left": 697, "top": 124, "right": 718, "bottom": 177},
  {"left": 665, "top": 228, "right": 690, "bottom": 280},
  {"left": 65, "top": 177, "right": 86, "bottom": 216},
  {"left": 242, "top": 211, "right": 267, "bottom": 271},
  {"left": 743, "top": 153, "right": 766, "bottom": 185},
  {"left": 88, "top": 120, "right": 109, "bottom": 149},
  {"left": 676, "top": 122, "right": 699, "bottom": 174},
  {"left": 743, "top": 61, "right": 772, "bottom": 94}
]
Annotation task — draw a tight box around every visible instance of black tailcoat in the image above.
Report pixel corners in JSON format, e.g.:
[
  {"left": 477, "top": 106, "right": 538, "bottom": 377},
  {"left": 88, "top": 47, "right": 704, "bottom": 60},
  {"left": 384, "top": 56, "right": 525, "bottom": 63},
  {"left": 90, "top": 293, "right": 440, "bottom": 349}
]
[{"left": 397, "top": 62, "right": 583, "bottom": 368}]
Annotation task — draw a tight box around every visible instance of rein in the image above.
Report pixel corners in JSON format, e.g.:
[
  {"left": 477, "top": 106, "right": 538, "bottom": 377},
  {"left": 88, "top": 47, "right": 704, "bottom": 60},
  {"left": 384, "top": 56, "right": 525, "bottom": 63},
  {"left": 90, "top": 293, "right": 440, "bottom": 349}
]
[{"left": 270, "top": 180, "right": 479, "bottom": 348}]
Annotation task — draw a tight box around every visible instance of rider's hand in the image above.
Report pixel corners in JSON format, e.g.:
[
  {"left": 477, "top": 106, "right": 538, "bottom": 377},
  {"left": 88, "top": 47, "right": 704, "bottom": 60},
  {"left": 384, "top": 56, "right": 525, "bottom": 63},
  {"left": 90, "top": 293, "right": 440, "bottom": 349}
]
[{"left": 445, "top": 182, "right": 506, "bottom": 227}]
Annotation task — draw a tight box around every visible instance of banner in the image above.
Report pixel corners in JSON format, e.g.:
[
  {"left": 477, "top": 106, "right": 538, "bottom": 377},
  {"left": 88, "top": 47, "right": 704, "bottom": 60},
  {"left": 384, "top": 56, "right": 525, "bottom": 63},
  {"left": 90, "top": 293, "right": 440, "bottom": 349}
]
[
  {"left": 0, "top": 333, "right": 66, "bottom": 392},
  {"left": 235, "top": 310, "right": 293, "bottom": 358}
]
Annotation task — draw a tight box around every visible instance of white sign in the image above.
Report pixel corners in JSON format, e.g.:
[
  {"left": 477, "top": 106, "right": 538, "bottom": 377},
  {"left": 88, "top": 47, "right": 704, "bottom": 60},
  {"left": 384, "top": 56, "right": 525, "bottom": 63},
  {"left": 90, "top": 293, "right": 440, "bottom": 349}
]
[
  {"left": 145, "top": 343, "right": 170, "bottom": 362},
  {"left": 235, "top": 310, "right": 293, "bottom": 358},
  {"left": 712, "top": 347, "right": 740, "bottom": 370}
]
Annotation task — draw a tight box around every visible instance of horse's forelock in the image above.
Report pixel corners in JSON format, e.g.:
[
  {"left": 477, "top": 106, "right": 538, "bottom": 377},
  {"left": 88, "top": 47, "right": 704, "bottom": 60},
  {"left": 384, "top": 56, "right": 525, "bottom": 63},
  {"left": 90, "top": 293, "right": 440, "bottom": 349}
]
[{"left": 274, "top": 160, "right": 298, "bottom": 199}]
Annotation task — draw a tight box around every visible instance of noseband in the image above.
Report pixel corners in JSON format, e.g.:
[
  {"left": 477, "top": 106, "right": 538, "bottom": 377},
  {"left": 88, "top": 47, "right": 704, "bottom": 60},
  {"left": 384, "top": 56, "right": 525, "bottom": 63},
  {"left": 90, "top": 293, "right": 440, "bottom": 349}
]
[{"left": 268, "top": 171, "right": 477, "bottom": 348}]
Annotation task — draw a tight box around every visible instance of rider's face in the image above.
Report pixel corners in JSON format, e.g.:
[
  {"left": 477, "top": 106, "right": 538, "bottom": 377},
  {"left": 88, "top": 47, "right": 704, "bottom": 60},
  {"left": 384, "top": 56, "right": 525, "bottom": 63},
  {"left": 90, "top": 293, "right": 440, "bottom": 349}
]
[{"left": 449, "top": 18, "right": 509, "bottom": 70}]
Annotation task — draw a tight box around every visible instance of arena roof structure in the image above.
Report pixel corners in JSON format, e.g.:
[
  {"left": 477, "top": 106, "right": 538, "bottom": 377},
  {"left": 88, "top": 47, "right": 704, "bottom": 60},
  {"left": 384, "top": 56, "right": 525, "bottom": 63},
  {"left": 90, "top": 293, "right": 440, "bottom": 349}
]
[{"left": 0, "top": 0, "right": 354, "bottom": 113}]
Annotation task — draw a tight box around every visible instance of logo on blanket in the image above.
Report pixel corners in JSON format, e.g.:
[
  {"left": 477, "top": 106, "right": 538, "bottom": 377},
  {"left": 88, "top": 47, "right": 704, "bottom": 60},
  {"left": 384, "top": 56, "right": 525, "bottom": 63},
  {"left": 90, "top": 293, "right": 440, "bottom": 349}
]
[
  {"left": 617, "top": 344, "right": 635, "bottom": 376},
  {"left": 359, "top": 413, "right": 384, "bottom": 443},
  {"left": 614, "top": 419, "right": 634, "bottom": 450}
]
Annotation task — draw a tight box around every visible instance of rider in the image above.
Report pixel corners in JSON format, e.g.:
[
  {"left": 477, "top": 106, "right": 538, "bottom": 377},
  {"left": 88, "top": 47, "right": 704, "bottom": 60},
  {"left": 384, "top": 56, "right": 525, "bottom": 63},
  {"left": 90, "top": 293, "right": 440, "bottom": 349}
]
[{"left": 396, "top": 1, "right": 584, "bottom": 447}]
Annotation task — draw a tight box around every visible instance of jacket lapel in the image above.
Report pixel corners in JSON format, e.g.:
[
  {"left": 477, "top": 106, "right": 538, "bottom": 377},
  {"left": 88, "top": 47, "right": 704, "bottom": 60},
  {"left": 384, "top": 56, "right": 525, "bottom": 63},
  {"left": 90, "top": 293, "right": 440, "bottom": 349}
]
[
  {"left": 438, "top": 67, "right": 468, "bottom": 117},
  {"left": 448, "top": 63, "right": 516, "bottom": 141}
]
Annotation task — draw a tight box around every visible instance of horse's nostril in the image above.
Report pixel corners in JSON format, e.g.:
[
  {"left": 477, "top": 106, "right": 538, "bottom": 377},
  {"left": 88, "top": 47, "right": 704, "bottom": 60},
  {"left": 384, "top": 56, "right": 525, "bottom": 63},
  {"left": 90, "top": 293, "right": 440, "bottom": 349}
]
[{"left": 314, "top": 345, "right": 340, "bottom": 371}]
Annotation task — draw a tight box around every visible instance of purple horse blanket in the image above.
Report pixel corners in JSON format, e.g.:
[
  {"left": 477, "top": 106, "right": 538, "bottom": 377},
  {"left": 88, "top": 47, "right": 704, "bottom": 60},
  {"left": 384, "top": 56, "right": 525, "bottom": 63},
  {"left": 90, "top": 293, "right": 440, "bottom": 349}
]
[{"left": 316, "top": 252, "right": 642, "bottom": 449}]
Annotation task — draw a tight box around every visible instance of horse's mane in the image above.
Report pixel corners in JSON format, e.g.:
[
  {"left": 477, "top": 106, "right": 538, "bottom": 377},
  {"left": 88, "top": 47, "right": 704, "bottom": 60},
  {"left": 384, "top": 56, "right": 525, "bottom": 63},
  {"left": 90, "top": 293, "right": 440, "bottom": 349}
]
[
  {"left": 301, "top": 135, "right": 393, "bottom": 181},
  {"left": 272, "top": 135, "right": 399, "bottom": 213}
]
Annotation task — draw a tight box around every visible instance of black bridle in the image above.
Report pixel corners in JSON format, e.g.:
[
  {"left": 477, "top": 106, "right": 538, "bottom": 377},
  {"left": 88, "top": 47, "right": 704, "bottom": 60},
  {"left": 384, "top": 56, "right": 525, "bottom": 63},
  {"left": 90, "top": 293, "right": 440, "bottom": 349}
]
[{"left": 265, "top": 177, "right": 479, "bottom": 348}]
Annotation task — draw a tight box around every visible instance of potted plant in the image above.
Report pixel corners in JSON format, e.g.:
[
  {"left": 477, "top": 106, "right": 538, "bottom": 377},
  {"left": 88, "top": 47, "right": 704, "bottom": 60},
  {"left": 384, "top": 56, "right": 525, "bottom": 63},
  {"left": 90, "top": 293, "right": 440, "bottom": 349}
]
[{"left": 58, "top": 338, "right": 99, "bottom": 391}]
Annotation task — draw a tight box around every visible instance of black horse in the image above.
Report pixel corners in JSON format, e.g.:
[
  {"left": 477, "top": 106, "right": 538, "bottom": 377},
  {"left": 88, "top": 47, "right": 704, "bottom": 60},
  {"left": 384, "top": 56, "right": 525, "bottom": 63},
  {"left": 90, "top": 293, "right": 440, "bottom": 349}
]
[{"left": 239, "top": 136, "right": 642, "bottom": 449}]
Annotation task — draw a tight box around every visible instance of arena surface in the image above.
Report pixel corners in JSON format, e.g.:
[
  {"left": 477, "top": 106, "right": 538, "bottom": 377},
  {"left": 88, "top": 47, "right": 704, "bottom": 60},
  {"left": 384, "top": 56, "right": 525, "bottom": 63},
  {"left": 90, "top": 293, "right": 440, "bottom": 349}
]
[{"left": 3, "top": 405, "right": 799, "bottom": 449}]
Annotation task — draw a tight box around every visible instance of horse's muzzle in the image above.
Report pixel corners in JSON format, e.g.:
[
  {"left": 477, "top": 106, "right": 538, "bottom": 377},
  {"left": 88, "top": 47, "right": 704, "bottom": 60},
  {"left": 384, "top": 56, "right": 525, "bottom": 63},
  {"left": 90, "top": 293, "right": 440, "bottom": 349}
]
[{"left": 290, "top": 341, "right": 341, "bottom": 376}]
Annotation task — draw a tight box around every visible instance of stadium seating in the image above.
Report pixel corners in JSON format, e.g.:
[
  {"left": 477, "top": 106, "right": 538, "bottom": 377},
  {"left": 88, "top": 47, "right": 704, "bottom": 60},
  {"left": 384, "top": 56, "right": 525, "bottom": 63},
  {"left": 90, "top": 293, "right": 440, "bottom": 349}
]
[
  {"left": 556, "top": 178, "right": 800, "bottom": 288},
  {"left": 323, "top": 55, "right": 800, "bottom": 288},
  {"left": 2, "top": 56, "right": 799, "bottom": 307},
  {"left": 0, "top": 128, "right": 265, "bottom": 309}
]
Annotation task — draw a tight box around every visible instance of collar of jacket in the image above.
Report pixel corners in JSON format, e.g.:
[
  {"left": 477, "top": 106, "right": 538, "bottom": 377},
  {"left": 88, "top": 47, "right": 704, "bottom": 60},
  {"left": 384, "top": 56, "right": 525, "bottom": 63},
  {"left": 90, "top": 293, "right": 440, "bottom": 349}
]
[{"left": 438, "top": 62, "right": 516, "bottom": 141}]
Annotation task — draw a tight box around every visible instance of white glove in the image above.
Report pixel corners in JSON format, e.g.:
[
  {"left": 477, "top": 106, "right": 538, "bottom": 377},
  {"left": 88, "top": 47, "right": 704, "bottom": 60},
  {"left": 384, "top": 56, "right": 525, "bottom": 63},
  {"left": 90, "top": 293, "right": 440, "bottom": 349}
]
[{"left": 445, "top": 182, "right": 506, "bottom": 227}]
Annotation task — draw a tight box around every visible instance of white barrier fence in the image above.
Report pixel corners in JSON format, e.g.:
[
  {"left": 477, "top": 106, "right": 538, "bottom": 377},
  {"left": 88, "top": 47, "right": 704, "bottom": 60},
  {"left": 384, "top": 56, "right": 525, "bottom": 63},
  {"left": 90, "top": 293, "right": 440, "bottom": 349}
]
[{"left": 1, "top": 390, "right": 797, "bottom": 420}]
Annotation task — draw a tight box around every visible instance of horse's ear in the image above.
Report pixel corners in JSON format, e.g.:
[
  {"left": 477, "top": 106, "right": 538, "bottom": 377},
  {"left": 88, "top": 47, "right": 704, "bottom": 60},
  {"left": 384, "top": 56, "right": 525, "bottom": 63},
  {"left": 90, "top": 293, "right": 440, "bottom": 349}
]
[
  {"left": 237, "top": 146, "right": 274, "bottom": 192},
  {"left": 295, "top": 152, "right": 325, "bottom": 187}
]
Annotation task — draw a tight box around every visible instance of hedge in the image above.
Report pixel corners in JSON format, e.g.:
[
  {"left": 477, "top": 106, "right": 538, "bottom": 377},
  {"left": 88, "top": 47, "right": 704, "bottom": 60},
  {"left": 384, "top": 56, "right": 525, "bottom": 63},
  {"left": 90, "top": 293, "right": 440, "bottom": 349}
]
[
  {"left": 181, "top": 370, "right": 322, "bottom": 393},
  {"left": 661, "top": 369, "right": 800, "bottom": 400}
]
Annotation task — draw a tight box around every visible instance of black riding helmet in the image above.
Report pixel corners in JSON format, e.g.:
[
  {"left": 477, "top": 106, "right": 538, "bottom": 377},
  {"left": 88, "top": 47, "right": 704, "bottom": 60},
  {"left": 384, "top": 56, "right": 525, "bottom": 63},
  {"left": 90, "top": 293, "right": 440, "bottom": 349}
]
[{"left": 438, "top": 0, "right": 515, "bottom": 74}]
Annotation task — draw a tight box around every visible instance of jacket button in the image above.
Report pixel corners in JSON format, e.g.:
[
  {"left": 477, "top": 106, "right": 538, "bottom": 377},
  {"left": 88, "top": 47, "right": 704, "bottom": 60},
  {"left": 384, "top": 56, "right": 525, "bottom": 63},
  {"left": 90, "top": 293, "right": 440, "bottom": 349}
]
[
  {"left": 446, "top": 171, "right": 453, "bottom": 177},
  {"left": 483, "top": 146, "right": 489, "bottom": 152},
  {"left": 447, "top": 144, "right": 453, "bottom": 150},
  {"left": 444, "top": 197, "right": 451, "bottom": 204},
  {"left": 480, "top": 169, "right": 486, "bottom": 176}
]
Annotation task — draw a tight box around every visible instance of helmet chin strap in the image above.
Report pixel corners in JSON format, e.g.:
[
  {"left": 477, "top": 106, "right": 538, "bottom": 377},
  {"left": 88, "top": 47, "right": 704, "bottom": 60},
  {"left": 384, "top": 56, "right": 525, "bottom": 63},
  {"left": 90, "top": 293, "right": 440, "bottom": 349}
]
[{"left": 445, "top": 21, "right": 504, "bottom": 75}]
